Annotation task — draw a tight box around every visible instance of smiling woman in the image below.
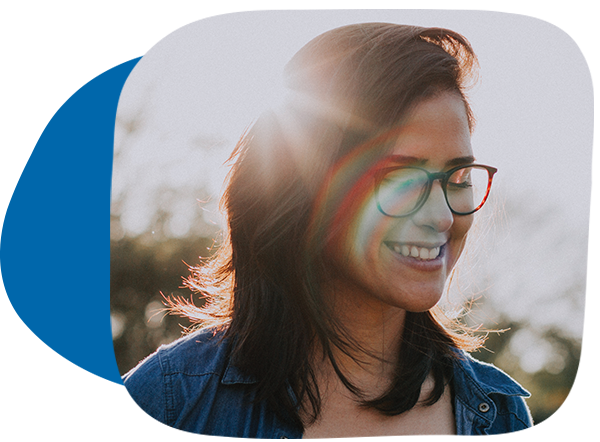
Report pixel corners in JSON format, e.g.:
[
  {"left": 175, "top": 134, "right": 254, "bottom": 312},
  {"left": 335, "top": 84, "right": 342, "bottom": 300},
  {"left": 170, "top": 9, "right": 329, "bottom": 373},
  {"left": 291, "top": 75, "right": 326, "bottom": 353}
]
[{"left": 122, "top": 23, "right": 532, "bottom": 437}]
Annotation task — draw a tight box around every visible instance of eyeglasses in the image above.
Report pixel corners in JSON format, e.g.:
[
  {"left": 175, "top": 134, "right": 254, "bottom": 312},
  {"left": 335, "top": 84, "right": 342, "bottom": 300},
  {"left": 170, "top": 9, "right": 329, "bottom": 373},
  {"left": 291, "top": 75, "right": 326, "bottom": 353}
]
[{"left": 375, "top": 164, "right": 497, "bottom": 217}]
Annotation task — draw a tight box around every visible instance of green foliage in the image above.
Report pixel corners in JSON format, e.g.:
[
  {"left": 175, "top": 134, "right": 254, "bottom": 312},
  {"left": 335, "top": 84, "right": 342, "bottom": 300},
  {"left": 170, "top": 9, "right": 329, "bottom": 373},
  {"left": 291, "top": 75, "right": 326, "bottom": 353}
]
[
  {"left": 111, "top": 235, "right": 214, "bottom": 374},
  {"left": 471, "top": 320, "right": 580, "bottom": 425}
]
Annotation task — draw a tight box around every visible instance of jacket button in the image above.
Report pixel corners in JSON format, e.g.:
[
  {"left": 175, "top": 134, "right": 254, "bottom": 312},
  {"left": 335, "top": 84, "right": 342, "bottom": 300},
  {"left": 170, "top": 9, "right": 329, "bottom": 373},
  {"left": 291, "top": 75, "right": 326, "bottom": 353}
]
[{"left": 478, "top": 402, "right": 490, "bottom": 413}]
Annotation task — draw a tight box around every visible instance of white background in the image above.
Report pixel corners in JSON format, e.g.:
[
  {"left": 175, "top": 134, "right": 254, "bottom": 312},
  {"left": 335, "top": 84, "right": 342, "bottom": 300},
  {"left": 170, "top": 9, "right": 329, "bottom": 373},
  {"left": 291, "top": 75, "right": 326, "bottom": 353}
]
[{"left": 1, "top": 2, "right": 597, "bottom": 441}]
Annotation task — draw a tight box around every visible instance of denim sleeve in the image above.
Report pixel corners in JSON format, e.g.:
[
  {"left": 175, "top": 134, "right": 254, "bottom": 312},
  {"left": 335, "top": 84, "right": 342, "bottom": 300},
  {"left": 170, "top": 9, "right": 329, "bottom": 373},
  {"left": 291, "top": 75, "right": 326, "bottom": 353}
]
[
  {"left": 122, "top": 352, "right": 169, "bottom": 425},
  {"left": 491, "top": 394, "right": 534, "bottom": 433}
]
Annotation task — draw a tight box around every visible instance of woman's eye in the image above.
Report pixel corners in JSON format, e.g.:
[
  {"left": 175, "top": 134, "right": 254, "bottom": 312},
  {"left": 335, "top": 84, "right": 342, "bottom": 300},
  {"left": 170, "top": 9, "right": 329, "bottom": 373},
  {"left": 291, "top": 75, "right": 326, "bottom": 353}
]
[{"left": 447, "top": 180, "right": 472, "bottom": 190}]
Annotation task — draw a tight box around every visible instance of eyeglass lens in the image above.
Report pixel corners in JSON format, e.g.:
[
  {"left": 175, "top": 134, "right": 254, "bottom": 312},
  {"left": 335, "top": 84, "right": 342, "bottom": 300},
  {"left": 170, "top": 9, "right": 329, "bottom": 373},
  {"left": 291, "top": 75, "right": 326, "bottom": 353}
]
[{"left": 377, "top": 166, "right": 491, "bottom": 217}]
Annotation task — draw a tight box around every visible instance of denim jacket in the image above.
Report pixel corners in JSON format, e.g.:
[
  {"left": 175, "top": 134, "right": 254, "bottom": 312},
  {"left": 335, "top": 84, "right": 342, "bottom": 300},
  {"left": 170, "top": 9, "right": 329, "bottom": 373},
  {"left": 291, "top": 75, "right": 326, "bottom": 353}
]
[{"left": 123, "top": 328, "right": 532, "bottom": 437}]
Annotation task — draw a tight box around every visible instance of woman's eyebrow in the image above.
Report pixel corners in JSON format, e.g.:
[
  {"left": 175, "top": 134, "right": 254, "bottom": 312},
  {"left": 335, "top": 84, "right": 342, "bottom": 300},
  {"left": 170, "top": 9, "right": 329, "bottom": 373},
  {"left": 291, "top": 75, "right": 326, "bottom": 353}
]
[
  {"left": 384, "top": 155, "right": 428, "bottom": 166},
  {"left": 382, "top": 155, "right": 476, "bottom": 167},
  {"left": 445, "top": 156, "right": 476, "bottom": 167}
]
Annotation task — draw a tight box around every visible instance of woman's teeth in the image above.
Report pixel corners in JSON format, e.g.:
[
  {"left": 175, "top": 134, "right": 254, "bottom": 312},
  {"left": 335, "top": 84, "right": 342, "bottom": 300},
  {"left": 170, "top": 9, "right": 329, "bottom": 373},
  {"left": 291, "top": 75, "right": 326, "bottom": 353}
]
[{"left": 391, "top": 244, "right": 441, "bottom": 260}]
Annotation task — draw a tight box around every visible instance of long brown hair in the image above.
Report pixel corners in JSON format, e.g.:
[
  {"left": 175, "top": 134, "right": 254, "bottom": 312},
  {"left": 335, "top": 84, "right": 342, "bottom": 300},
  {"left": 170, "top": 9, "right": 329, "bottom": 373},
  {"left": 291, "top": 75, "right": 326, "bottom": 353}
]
[{"left": 170, "top": 23, "right": 484, "bottom": 428}]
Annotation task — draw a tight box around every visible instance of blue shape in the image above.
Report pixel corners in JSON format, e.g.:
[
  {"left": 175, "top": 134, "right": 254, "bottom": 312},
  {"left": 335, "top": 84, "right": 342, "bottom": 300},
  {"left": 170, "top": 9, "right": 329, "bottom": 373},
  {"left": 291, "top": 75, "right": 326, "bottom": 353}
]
[{"left": 1, "top": 58, "right": 141, "bottom": 384}]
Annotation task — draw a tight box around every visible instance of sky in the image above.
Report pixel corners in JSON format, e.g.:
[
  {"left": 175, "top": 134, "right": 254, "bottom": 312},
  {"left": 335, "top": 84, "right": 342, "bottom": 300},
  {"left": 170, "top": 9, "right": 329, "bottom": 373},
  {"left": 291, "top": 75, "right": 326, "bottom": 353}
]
[{"left": 115, "top": 10, "right": 592, "bottom": 234}]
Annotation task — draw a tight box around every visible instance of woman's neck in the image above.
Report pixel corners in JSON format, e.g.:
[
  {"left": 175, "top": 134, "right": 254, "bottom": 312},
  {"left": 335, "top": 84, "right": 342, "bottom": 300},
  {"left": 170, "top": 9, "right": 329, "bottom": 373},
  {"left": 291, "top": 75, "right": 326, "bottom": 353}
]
[{"left": 320, "top": 278, "right": 407, "bottom": 395}]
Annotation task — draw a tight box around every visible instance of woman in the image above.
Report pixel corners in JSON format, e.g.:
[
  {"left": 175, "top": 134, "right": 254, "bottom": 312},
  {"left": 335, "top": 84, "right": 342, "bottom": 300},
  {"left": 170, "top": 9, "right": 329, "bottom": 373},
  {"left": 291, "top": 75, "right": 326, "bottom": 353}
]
[{"left": 123, "top": 23, "right": 532, "bottom": 437}]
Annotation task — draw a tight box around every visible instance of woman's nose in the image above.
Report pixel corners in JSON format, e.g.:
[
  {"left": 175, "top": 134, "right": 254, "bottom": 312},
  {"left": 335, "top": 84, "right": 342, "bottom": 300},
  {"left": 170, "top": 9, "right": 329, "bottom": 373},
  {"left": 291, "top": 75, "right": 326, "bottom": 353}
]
[{"left": 411, "top": 182, "right": 453, "bottom": 232}]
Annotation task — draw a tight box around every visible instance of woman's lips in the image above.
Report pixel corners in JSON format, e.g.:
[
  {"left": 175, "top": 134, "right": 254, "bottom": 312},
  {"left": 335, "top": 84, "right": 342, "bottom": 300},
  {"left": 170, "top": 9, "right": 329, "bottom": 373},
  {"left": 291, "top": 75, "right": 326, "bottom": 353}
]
[{"left": 384, "top": 241, "right": 446, "bottom": 270}]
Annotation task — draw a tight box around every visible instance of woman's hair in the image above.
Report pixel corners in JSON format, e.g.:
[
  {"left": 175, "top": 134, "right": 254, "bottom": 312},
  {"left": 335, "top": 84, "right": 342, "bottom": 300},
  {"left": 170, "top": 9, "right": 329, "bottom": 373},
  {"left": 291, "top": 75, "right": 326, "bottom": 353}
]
[{"left": 170, "top": 23, "right": 484, "bottom": 428}]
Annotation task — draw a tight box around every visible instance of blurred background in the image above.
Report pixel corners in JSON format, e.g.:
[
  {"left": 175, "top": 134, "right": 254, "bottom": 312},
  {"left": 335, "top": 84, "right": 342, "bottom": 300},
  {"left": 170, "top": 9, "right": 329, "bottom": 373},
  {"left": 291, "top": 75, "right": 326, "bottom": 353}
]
[{"left": 110, "top": 10, "right": 592, "bottom": 425}]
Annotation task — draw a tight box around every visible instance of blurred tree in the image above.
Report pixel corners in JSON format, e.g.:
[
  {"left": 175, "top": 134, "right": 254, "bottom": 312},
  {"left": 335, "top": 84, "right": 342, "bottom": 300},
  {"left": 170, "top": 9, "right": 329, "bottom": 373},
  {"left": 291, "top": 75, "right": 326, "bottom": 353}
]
[
  {"left": 111, "top": 234, "right": 216, "bottom": 375},
  {"left": 111, "top": 100, "right": 227, "bottom": 374},
  {"left": 469, "top": 317, "right": 581, "bottom": 425}
]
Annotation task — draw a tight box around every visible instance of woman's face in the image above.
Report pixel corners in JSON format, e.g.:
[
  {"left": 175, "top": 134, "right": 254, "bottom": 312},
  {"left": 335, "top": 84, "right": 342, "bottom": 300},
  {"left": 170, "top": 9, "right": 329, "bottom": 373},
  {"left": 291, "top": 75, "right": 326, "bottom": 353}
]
[{"left": 328, "top": 92, "right": 474, "bottom": 313}]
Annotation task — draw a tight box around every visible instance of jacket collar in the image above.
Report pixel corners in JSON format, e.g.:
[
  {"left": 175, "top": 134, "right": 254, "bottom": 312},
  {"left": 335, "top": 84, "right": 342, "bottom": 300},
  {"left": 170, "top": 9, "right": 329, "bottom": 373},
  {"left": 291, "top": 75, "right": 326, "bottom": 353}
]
[
  {"left": 450, "top": 350, "right": 530, "bottom": 433},
  {"left": 452, "top": 349, "right": 530, "bottom": 398}
]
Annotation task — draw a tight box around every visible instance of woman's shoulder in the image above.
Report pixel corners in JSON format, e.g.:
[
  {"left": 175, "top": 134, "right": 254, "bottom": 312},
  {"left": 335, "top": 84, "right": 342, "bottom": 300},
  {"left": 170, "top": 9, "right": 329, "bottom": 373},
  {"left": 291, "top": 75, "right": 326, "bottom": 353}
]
[
  {"left": 121, "top": 327, "right": 232, "bottom": 426},
  {"left": 121, "top": 328, "right": 298, "bottom": 437},
  {"left": 452, "top": 350, "right": 529, "bottom": 396},
  {"left": 124, "top": 327, "right": 229, "bottom": 380},
  {"left": 451, "top": 350, "right": 533, "bottom": 434}
]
